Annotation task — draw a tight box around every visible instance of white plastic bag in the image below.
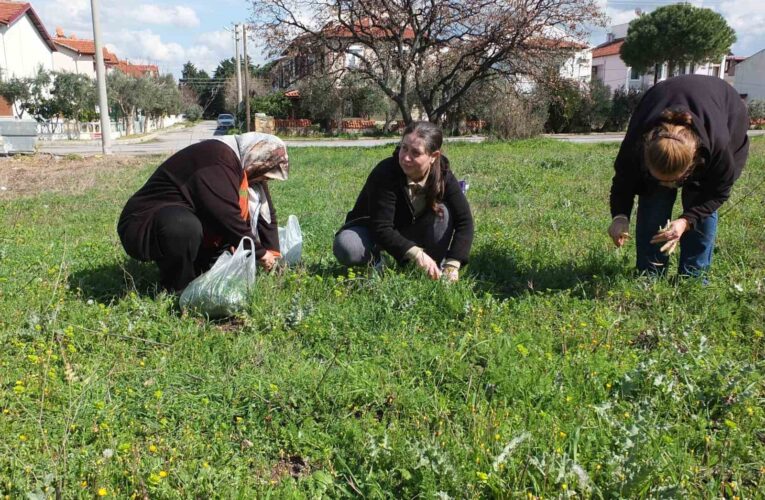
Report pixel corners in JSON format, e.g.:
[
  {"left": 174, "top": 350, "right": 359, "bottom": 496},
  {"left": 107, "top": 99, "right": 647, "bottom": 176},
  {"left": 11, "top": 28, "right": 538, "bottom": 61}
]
[
  {"left": 180, "top": 237, "right": 257, "bottom": 318},
  {"left": 278, "top": 215, "right": 303, "bottom": 265}
]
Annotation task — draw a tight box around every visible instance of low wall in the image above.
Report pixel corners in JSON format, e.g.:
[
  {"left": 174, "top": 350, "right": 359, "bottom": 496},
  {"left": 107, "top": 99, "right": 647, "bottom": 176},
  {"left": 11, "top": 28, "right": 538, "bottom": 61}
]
[
  {"left": 37, "top": 115, "right": 186, "bottom": 141},
  {"left": 0, "top": 119, "right": 37, "bottom": 153}
]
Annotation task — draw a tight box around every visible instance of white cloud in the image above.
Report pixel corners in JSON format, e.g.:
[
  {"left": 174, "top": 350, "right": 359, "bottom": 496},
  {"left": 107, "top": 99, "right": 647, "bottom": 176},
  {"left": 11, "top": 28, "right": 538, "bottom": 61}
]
[
  {"left": 104, "top": 28, "right": 255, "bottom": 77},
  {"left": 196, "top": 30, "right": 233, "bottom": 53},
  {"left": 719, "top": 0, "right": 765, "bottom": 54},
  {"left": 131, "top": 4, "right": 201, "bottom": 28},
  {"left": 35, "top": 0, "right": 93, "bottom": 33},
  {"left": 109, "top": 29, "right": 185, "bottom": 62},
  {"left": 606, "top": 8, "right": 637, "bottom": 28}
]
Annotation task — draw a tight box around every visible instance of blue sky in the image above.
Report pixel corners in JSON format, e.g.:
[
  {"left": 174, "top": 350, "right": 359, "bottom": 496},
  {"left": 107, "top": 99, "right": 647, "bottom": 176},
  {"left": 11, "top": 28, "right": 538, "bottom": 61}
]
[{"left": 29, "top": 0, "right": 765, "bottom": 79}]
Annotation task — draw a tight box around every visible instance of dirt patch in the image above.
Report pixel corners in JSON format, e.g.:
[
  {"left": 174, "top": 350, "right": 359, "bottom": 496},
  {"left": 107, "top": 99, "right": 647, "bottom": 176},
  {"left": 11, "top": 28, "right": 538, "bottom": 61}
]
[
  {"left": 0, "top": 153, "right": 149, "bottom": 200},
  {"left": 270, "top": 455, "right": 310, "bottom": 483}
]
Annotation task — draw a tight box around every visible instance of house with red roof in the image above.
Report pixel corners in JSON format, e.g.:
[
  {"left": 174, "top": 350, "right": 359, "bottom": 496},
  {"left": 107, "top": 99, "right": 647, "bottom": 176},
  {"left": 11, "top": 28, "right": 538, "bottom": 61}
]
[
  {"left": 114, "top": 59, "right": 159, "bottom": 79},
  {"left": 0, "top": 1, "right": 57, "bottom": 116},
  {"left": 52, "top": 28, "right": 119, "bottom": 79},
  {"left": 591, "top": 23, "right": 729, "bottom": 94}
]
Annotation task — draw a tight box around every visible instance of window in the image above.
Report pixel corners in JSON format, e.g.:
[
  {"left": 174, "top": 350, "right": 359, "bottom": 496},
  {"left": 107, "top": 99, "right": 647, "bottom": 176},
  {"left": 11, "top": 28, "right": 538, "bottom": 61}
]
[
  {"left": 630, "top": 67, "right": 640, "bottom": 80},
  {"left": 345, "top": 45, "right": 363, "bottom": 69},
  {"left": 655, "top": 64, "right": 663, "bottom": 80}
]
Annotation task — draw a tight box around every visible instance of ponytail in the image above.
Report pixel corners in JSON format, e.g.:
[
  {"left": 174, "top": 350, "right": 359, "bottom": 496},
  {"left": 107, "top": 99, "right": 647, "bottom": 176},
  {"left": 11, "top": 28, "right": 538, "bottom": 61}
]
[{"left": 644, "top": 110, "right": 699, "bottom": 179}]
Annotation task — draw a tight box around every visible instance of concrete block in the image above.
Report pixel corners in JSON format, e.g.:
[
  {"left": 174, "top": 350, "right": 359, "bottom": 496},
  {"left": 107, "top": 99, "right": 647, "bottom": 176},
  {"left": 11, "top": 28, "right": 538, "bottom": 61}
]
[{"left": 0, "top": 119, "right": 37, "bottom": 153}]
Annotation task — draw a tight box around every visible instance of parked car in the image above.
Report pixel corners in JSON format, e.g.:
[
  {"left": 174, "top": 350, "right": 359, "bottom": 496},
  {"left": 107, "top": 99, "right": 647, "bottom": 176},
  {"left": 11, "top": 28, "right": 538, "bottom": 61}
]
[{"left": 217, "top": 114, "right": 236, "bottom": 128}]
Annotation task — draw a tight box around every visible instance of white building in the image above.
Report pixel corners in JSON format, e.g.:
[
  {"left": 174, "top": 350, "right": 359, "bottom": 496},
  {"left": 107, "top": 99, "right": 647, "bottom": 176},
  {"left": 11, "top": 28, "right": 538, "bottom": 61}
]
[
  {"left": 591, "top": 23, "right": 727, "bottom": 94},
  {"left": 733, "top": 49, "right": 765, "bottom": 102},
  {"left": 0, "top": 1, "right": 57, "bottom": 116},
  {"left": 52, "top": 29, "right": 119, "bottom": 78}
]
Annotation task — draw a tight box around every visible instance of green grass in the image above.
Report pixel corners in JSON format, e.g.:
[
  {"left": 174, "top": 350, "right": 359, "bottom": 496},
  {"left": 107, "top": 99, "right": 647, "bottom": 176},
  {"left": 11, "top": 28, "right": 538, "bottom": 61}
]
[{"left": 1, "top": 138, "right": 764, "bottom": 498}]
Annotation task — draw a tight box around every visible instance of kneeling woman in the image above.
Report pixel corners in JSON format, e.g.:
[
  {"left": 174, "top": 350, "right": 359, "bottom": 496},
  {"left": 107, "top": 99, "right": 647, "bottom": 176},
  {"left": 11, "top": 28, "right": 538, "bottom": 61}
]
[
  {"left": 118, "top": 133, "right": 289, "bottom": 291},
  {"left": 608, "top": 75, "right": 749, "bottom": 276},
  {"left": 334, "top": 121, "right": 474, "bottom": 281}
]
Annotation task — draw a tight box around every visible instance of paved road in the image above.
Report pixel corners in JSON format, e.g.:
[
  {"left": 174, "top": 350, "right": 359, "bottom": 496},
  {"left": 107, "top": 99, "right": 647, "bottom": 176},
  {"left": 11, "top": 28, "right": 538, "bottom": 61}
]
[
  {"left": 550, "top": 129, "right": 765, "bottom": 143},
  {"left": 38, "top": 121, "right": 484, "bottom": 156},
  {"left": 39, "top": 121, "right": 221, "bottom": 156},
  {"left": 36, "top": 121, "right": 765, "bottom": 156}
]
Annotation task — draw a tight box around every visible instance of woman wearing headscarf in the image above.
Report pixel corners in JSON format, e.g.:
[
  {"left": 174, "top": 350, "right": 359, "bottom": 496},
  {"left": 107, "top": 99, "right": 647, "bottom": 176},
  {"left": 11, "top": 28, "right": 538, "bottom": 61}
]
[
  {"left": 607, "top": 75, "right": 749, "bottom": 276},
  {"left": 118, "top": 132, "right": 289, "bottom": 291}
]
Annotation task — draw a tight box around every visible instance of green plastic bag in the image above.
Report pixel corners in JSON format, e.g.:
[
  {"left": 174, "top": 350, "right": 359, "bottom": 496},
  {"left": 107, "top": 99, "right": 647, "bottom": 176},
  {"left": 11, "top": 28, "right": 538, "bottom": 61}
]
[{"left": 180, "top": 237, "right": 257, "bottom": 318}]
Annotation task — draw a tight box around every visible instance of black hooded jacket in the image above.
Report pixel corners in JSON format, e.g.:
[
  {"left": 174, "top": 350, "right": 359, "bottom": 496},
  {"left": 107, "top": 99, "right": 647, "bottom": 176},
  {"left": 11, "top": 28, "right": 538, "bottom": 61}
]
[
  {"left": 610, "top": 75, "right": 749, "bottom": 226},
  {"left": 344, "top": 154, "right": 474, "bottom": 264}
]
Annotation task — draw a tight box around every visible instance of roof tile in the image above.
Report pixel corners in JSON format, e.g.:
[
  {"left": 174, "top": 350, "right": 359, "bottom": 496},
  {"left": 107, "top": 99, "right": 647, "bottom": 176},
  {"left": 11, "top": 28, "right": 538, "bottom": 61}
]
[{"left": 592, "top": 39, "right": 624, "bottom": 58}]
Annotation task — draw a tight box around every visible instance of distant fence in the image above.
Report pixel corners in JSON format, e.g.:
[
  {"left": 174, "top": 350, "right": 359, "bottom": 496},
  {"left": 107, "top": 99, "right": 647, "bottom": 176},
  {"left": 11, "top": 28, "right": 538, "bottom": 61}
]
[
  {"left": 275, "top": 119, "right": 312, "bottom": 128},
  {"left": 37, "top": 115, "right": 184, "bottom": 141},
  {"left": 465, "top": 120, "right": 486, "bottom": 133},
  {"left": 332, "top": 119, "right": 376, "bottom": 130}
]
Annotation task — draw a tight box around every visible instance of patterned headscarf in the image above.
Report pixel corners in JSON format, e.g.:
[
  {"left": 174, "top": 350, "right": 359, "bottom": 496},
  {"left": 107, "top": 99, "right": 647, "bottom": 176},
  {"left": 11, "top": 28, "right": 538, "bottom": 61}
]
[
  {"left": 213, "top": 132, "right": 289, "bottom": 231},
  {"left": 214, "top": 132, "right": 289, "bottom": 180}
]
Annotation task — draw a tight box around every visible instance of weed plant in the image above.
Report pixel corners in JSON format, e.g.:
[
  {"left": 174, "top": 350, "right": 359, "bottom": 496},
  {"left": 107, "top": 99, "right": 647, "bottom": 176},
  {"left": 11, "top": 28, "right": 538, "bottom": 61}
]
[{"left": 1, "top": 139, "right": 763, "bottom": 497}]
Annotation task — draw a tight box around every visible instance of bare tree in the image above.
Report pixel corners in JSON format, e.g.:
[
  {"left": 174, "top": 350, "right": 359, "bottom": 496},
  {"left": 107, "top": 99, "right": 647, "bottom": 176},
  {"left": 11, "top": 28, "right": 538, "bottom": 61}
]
[{"left": 250, "top": 0, "right": 604, "bottom": 124}]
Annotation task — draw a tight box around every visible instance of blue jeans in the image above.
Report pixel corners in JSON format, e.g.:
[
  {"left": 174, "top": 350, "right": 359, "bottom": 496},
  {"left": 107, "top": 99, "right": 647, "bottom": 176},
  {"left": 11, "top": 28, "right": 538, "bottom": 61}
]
[{"left": 635, "top": 186, "right": 718, "bottom": 276}]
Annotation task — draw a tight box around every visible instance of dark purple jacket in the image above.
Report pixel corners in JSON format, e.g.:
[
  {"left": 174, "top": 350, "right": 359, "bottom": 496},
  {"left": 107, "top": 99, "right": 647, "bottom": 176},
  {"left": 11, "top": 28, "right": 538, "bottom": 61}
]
[
  {"left": 610, "top": 75, "right": 749, "bottom": 226},
  {"left": 118, "top": 140, "right": 278, "bottom": 261},
  {"left": 344, "top": 154, "right": 474, "bottom": 264}
]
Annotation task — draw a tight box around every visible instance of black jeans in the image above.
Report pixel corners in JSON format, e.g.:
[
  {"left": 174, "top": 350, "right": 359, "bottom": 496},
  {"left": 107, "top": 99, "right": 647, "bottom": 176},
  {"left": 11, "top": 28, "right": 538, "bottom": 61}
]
[{"left": 148, "top": 206, "right": 215, "bottom": 291}]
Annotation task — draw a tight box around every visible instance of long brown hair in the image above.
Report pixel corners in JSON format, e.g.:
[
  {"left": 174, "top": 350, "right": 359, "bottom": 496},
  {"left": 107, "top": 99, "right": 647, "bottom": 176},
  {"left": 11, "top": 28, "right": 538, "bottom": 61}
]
[
  {"left": 644, "top": 110, "right": 700, "bottom": 180},
  {"left": 400, "top": 121, "right": 449, "bottom": 213}
]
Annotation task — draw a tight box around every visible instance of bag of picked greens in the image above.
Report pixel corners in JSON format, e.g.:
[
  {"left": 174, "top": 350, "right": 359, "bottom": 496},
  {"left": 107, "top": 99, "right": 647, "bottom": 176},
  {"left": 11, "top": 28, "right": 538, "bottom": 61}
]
[
  {"left": 278, "top": 214, "right": 303, "bottom": 266},
  {"left": 180, "top": 237, "right": 257, "bottom": 318}
]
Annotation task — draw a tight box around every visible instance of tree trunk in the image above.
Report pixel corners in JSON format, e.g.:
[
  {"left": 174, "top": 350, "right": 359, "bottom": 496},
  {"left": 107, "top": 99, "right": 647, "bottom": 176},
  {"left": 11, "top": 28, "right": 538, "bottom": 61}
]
[
  {"left": 127, "top": 107, "right": 136, "bottom": 136},
  {"left": 654, "top": 64, "right": 659, "bottom": 85},
  {"left": 396, "top": 96, "right": 412, "bottom": 125}
]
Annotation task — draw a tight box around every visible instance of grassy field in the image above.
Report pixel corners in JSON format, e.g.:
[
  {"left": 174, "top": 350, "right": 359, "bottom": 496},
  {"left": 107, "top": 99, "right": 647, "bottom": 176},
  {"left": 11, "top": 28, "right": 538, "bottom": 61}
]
[{"left": 1, "top": 138, "right": 764, "bottom": 498}]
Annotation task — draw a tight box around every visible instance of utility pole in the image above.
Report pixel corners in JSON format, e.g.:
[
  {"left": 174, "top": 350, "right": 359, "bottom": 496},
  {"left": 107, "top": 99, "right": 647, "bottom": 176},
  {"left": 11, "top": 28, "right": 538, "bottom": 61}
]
[
  {"left": 242, "top": 24, "right": 250, "bottom": 132},
  {"left": 234, "top": 24, "right": 243, "bottom": 114},
  {"left": 90, "top": 0, "right": 111, "bottom": 154}
]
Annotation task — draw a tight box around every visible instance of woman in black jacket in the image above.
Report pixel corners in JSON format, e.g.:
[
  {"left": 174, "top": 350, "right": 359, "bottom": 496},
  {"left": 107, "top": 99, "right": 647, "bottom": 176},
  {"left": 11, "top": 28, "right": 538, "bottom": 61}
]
[
  {"left": 607, "top": 75, "right": 749, "bottom": 276},
  {"left": 118, "top": 133, "right": 289, "bottom": 291},
  {"left": 333, "top": 121, "right": 474, "bottom": 281}
]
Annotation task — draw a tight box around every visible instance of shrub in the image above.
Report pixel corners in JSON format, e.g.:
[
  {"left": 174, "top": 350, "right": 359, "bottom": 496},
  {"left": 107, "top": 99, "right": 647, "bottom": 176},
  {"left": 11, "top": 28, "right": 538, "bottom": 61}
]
[
  {"left": 607, "top": 86, "right": 644, "bottom": 131},
  {"left": 544, "top": 78, "right": 593, "bottom": 133},
  {"left": 250, "top": 92, "right": 292, "bottom": 119},
  {"left": 184, "top": 104, "right": 203, "bottom": 122},
  {"left": 486, "top": 91, "right": 548, "bottom": 140},
  {"left": 748, "top": 99, "right": 765, "bottom": 127},
  {"left": 589, "top": 79, "right": 613, "bottom": 131}
]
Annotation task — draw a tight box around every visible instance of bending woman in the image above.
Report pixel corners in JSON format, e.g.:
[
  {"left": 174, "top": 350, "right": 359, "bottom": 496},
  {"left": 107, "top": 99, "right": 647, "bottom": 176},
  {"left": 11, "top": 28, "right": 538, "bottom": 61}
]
[
  {"left": 608, "top": 75, "right": 749, "bottom": 276},
  {"left": 118, "top": 133, "right": 289, "bottom": 291},
  {"left": 333, "top": 121, "right": 474, "bottom": 281}
]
